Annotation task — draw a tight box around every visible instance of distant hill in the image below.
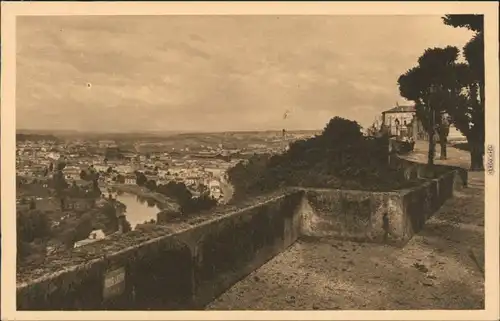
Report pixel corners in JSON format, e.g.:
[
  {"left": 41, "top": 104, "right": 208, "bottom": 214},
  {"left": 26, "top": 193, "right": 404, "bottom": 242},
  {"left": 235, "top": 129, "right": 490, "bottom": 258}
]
[
  {"left": 16, "top": 129, "right": 183, "bottom": 142},
  {"left": 15, "top": 129, "right": 321, "bottom": 154},
  {"left": 16, "top": 129, "right": 320, "bottom": 142},
  {"left": 133, "top": 130, "right": 321, "bottom": 153},
  {"left": 16, "top": 133, "right": 60, "bottom": 142}
]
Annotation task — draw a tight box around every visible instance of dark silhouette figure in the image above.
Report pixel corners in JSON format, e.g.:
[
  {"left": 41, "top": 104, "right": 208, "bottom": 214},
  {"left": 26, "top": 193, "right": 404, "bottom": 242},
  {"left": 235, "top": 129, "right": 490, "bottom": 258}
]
[
  {"left": 382, "top": 213, "right": 390, "bottom": 243},
  {"left": 29, "top": 199, "right": 36, "bottom": 210}
]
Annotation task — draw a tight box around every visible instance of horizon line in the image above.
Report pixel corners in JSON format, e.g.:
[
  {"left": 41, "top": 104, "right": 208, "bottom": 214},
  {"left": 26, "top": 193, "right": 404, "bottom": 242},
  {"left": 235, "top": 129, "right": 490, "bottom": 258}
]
[{"left": 16, "top": 128, "right": 325, "bottom": 135}]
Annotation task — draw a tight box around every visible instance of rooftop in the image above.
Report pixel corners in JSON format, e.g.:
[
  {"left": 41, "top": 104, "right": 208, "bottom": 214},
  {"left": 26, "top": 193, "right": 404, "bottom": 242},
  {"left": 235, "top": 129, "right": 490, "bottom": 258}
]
[{"left": 382, "top": 105, "right": 416, "bottom": 114}]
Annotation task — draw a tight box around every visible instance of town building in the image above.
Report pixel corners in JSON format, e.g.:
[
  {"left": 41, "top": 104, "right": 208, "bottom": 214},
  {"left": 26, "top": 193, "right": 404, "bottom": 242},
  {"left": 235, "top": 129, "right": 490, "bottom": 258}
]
[
  {"left": 115, "top": 164, "right": 134, "bottom": 174},
  {"left": 124, "top": 175, "right": 136, "bottom": 185},
  {"left": 74, "top": 229, "right": 106, "bottom": 248},
  {"left": 381, "top": 104, "right": 466, "bottom": 142},
  {"left": 63, "top": 166, "right": 83, "bottom": 181},
  {"left": 64, "top": 197, "right": 94, "bottom": 211},
  {"left": 381, "top": 104, "right": 419, "bottom": 138},
  {"left": 92, "top": 164, "right": 109, "bottom": 173}
]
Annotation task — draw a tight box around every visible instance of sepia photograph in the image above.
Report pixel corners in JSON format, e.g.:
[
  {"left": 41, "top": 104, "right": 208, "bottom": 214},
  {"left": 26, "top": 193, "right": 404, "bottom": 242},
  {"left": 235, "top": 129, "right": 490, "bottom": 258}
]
[{"left": 1, "top": 1, "right": 499, "bottom": 320}]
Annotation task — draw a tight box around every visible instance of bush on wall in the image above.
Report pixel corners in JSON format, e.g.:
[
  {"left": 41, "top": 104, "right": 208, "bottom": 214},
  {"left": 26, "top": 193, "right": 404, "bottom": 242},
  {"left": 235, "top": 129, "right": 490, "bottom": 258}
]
[{"left": 228, "top": 117, "right": 417, "bottom": 199}]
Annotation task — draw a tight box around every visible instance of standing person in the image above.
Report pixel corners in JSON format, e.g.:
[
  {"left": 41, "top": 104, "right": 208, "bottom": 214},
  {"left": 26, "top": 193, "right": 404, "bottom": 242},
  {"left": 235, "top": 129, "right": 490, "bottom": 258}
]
[
  {"left": 407, "top": 118, "right": 414, "bottom": 139},
  {"left": 401, "top": 120, "right": 408, "bottom": 139}
]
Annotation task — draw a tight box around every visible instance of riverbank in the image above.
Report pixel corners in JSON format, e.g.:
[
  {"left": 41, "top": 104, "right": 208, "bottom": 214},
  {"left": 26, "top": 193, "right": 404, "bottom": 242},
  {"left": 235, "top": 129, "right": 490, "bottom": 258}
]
[{"left": 109, "top": 184, "right": 180, "bottom": 212}]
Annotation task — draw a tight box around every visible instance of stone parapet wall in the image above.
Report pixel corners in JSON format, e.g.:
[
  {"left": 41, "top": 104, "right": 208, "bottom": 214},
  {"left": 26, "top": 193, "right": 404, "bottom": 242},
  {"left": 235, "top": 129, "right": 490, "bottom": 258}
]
[
  {"left": 298, "top": 158, "right": 466, "bottom": 246},
  {"left": 298, "top": 188, "right": 402, "bottom": 244},
  {"left": 17, "top": 191, "right": 304, "bottom": 310},
  {"left": 16, "top": 157, "right": 466, "bottom": 310}
]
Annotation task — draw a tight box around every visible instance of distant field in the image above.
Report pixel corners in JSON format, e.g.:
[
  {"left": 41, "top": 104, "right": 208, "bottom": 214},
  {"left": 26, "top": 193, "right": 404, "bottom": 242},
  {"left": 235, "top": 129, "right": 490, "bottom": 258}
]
[
  {"left": 133, "top": 131, "right": 319, "bottom": 153},
  {"left": 17, "top": 129, "right": 320, "bottom": 154},
  {"left": 17, "top": 129, "right": 320, "bottom": 141}
]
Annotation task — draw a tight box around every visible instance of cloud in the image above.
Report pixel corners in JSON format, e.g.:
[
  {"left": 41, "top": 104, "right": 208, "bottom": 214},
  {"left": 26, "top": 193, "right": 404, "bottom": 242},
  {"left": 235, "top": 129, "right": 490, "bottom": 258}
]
[{"left": 16, "top": 15, "right": 474, "bottom": 131}]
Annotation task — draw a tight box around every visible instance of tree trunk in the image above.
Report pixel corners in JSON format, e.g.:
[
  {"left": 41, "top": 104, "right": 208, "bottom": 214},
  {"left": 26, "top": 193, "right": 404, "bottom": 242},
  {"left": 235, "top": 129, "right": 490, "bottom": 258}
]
[
  {"left": 439, "top": 127, "right": 448, "bottom": 160},
  {"left": 428, "top": 129, "right": 435, "bottom": 166},
  {"left": 469, "top": 141, "right": 484, "bottom": 171},
  {"left": 479, "top": 81, "right": 485, "bottom": 110},
  {"left": 439, "top": 139, "right": 447, "bottom": 160}
]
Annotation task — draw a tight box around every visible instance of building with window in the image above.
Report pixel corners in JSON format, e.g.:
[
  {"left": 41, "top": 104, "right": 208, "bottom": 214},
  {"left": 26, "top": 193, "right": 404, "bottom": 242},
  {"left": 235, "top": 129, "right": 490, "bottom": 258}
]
[
  {"left": 381, "top": 104, "right": 419, "bottom": 138},
  {"left": 74, "top": 229, "right": 106, "bottom": 248},
  {"left": 381, "top": 104, "right": 466, "bottom": 142},
  {"left": 124, "top": 175, "right": 136, "bottom": 185}
]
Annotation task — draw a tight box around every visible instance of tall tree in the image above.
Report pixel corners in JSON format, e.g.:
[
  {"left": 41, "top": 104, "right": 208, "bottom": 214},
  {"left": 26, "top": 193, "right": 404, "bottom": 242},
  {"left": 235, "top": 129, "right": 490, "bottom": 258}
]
[
  {"left": 116, "top": 174, "right": 125, "bottom": 184},
  {"left": 398, "top": 45, "right": 475, "bottom": 164},
  {"left": 146, "top": 179, "right": 157, "bottom": 191},
  {"left": 398, "top": 65, "right": 440, "bottom": 165},
  {"left": 135, "top": 171, "right": 147, "bottom": 186},
  {"left": 436, "top": 114, "right": 450, "bottom": 160},
  {"left": 420, "top": 46, "right": 462, "bottom": 161},
  {"left": 56, "top": 159, "right": 66, "bottom": 171},
  {"left": 442, "top": 14, "right": 485, "bottom": 170}
]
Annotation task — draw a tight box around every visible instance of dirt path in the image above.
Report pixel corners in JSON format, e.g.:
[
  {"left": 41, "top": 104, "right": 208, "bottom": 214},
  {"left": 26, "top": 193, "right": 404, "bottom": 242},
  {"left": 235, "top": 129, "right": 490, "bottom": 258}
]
[{"left": 207, "top": 143, "right": 485, "bottom": 310}]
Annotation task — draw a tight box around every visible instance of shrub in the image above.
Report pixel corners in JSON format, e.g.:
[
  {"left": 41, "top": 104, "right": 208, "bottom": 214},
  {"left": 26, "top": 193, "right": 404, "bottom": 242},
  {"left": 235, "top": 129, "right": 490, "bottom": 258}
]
[
  {"left": 156, "top": 181, "right": 217, "bottom": 215},
  {"left": 16, "top": 209, "right": 52, "bottom": 260},
  {"left": 227, "top": 116, "right": 408, "bottom": 197},
  {"left": 17, "top": 210, "right": 52, "bottom": 243}
]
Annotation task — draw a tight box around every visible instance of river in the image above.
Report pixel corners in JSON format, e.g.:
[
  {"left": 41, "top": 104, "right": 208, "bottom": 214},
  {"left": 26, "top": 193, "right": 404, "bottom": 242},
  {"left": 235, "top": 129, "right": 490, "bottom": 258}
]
[{"left": 113, "top": 192, "right": 161, "bottom": 229}]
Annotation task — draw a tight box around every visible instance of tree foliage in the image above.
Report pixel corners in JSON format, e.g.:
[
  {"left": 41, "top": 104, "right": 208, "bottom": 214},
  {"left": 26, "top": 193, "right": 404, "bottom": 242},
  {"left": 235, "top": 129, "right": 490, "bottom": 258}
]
[
  {"left": 182, "top": 193, "right": 218, "bottom": 215},
  {"left": 56, "top": 160, "right": 66, "bottom": 171},
  {"left": 445, "top": 14, "right": 484, "bottom": 170},
  {"left": 155, "top": 181, "right": 217, "bottom": 215},
  {"left": 157, "top": 181, "right": 192, "bottom": 204},
  {"left": 17, "top": 209, "right": 52, "bottom": 260},
  {"left": 74, "top": 213, "right": 94, "bottom": 242},
  {"left": 135, "top": 171, "right": 147, "bottom": 186},
  {"left": 52, "top": 170, "right": 68, "bottom": 194},
  {"left": 397, "top": 15, "right": 485, "bottom": 169},
  {"left": 442, "top": 14, "right": 483, "bottom": 32},
  {"left": 116, "top": 174, "right": 125, "bottom": 184},
  {"left": 17, "top": 210, "right": 52, "bottom": 244},
  {"left": 227, "top": 117, "right": 411, "bottom": 198},
  {"left": 146, "top": 179, "right": 157, "bottom": 191}
]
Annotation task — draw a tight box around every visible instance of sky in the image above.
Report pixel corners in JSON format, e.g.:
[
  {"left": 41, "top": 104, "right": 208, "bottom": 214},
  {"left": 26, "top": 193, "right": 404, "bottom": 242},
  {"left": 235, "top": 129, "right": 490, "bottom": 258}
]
[{"left": 16, "top": 15, "right": 473, "bottom": 133}]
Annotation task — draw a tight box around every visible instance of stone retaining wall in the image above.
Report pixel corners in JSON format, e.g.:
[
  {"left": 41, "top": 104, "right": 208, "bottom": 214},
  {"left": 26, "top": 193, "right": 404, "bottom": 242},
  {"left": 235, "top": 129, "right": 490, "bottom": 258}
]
[
  {"left": 16, "top": 158, "right": 466, "bottom": 310},
  {"left": 16, "top": 191, "right": 303, "bottom": 310},
  {"left": 389, "top": 155, "right": 468, "bottom": 187},
  {"left": 299, "top": 159, "right": 467, "bottom": 246},
  {"left": 299, "top": 188, "right": 402, "bottom": 244}
]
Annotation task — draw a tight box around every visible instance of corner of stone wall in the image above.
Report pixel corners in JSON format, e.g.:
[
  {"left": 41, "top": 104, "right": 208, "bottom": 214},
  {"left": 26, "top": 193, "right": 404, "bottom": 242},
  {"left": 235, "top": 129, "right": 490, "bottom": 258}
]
[
  {"left": 385, "top": 192, "right": 407, "bottom": 245},
  {"left": 297, "top": 190, "right": 315, "bottom": 237},
  {"left": 453, "top": 168, "right": 468, "bottom": 190}
]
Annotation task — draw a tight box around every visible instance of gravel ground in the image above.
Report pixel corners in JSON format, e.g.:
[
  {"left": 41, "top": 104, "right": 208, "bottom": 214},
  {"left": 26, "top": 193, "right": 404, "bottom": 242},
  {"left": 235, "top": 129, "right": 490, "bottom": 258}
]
[{"left": 207, "top": 143, "right": 485, "bottom": 310}]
